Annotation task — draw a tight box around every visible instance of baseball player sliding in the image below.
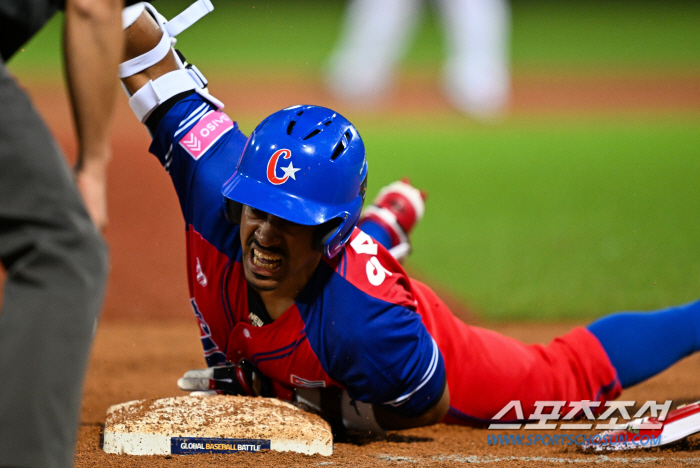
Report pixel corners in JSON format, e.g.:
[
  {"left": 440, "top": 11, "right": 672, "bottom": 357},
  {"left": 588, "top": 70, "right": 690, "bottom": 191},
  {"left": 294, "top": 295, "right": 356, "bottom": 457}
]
[{"left": 120, "top": 2, "right": 700, "bottom": 434}]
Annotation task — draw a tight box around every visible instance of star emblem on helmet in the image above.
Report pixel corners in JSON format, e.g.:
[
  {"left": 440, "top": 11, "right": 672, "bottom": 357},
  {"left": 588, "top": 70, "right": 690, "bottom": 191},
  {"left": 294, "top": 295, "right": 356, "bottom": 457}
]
[{"left": 280, "top": 161, "right": 300, "bottom": 180}]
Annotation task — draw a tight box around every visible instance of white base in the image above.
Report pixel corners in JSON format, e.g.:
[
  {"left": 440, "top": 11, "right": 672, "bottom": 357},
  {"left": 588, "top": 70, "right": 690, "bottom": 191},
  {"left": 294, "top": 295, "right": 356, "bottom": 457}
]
[
  {"left": 102, "top": 395, "right": 333, "bottom": 456},
  {"left": 103, "top": 431, "right": 332, "bottom": 456}
]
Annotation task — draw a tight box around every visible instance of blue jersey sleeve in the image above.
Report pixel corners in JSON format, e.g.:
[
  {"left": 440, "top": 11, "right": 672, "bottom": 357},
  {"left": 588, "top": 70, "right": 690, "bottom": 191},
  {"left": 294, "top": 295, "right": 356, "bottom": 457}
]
[
  {"left": 298, "top": 262, "right": 447, "bottom": 418},
  {"left": 148, "top": 95, "right": 249, "bottom": 256}
]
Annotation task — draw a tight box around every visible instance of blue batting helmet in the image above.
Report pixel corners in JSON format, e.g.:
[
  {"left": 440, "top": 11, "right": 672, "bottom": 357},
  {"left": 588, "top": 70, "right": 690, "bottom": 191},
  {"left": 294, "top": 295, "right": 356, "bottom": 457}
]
[{"left": 222, "top": 105, "right": 368, "bottom": 258}]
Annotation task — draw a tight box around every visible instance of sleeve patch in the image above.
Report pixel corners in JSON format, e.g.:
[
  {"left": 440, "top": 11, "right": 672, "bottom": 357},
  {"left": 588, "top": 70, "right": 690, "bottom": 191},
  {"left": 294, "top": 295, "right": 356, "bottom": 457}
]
[{"left": 179, "top": 110, "right": 234, "bottom": 160}]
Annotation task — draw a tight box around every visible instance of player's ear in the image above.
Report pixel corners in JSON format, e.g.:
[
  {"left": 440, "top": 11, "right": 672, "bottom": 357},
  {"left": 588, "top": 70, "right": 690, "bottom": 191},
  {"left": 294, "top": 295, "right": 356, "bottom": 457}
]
[{"left": 225, "top": 199, "right": 242, "bottom": 224}]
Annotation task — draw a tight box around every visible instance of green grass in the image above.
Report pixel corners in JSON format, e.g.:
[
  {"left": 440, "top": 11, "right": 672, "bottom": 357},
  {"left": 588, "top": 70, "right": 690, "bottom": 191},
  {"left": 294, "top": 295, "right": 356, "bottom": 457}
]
[
  {"left": 6, "top": 1, "right": 699, "bottom": 321},
  {"left": 356, "top": 113, "right": 700, "bottom": 320},
  {"left": 7, "top": 0, "right": 700, "bottom": 79},
  {"left": 509, "top": 0, "right": 700, "bottom": 73}
]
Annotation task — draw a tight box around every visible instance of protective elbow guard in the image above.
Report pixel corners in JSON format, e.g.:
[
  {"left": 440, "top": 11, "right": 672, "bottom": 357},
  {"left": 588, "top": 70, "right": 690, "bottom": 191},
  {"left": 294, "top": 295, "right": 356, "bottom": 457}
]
[{"left": 120, "top": 0, "right": 222, "bottom": 122}]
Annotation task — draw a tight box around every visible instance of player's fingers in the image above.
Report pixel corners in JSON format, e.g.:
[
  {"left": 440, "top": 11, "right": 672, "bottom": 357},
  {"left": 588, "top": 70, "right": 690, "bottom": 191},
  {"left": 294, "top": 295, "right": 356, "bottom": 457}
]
[
  {"left": 178, "top": 368, "right": 215, "bottom": 391},
  {"left": 177, "top": 376, "right": 211, "bottom": 391},
  {"left": 179, "top": 365, "right": 243, "bottom": 394}
]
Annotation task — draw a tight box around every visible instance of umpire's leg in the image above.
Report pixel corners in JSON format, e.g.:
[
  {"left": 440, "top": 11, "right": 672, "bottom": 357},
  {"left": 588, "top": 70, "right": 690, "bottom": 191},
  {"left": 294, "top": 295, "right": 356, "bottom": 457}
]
[{"left": 0, "top": 64, "right": 108, "bottom": 468}]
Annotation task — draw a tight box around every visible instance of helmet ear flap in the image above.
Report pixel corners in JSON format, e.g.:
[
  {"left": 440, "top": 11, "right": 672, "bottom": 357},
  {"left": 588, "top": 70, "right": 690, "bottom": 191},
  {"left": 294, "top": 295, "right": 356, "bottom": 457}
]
[
  {"left": 225, "top": 199, "right": 243, "bottom": 224},
  {"left": 313, "top": 172, "right": 367, "bottom": 256},
  {"left": 313, "top": 218, "right": 343, "bottom": 253}
]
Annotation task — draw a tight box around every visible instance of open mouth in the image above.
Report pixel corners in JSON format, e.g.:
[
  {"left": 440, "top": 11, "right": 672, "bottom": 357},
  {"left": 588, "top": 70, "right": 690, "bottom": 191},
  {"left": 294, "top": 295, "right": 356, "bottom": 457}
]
[{"left": 252, "top": 247, "right": 283, "bottom": 271}]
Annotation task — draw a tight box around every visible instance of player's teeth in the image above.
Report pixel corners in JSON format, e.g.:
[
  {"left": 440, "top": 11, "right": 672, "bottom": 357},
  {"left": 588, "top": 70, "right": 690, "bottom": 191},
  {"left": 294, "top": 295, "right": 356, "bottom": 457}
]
[
  {"left": 256, "top": 250, "right": 281, "bottom": 261},
  {"left": 253, "top": 249, "right": 282, "bottom": 269}
]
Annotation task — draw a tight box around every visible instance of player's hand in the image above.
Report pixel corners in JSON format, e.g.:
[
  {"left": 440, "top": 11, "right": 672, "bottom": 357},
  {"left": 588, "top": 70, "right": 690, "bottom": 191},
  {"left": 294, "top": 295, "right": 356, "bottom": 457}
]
[
  {"left": 74, "top": 150, "right": 110, "bottom": 231},
  {"left": 177, "top": 359, "right": 274, "bottom": 397}
]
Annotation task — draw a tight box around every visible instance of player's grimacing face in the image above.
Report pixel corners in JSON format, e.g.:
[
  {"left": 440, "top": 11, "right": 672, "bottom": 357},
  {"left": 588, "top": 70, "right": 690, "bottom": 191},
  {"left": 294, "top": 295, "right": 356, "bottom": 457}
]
[{"left": 239, "top": 205, "right": 322, "bottom": 293}]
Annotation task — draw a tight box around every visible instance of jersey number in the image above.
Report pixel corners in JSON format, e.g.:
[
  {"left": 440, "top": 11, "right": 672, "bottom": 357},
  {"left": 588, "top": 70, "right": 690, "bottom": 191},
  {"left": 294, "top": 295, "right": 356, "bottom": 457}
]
[{"left": 350, "top": 231, "right": 392, "bottom": 286}]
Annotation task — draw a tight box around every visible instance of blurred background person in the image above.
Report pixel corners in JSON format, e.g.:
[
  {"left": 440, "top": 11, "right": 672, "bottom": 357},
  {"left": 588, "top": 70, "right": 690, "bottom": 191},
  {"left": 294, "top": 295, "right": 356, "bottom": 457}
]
[{"left": 326, "top": 0, "right": 511, "bottom": 120}]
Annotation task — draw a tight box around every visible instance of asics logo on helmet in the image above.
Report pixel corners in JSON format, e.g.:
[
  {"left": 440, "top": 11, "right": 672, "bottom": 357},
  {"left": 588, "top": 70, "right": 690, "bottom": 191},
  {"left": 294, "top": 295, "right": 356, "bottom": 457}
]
[{"left": 266, "top": 149, "right": 300, "bottom": 185}]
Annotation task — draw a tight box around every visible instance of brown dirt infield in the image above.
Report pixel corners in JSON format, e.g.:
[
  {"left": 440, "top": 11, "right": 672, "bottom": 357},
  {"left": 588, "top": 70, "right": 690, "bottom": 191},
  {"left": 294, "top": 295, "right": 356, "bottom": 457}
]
[
  {"left": 10, "top": 73, "right": 700, "bottom": 466},
  {"left": 77, "top": 319, "right": 700, "bottom": 468}
]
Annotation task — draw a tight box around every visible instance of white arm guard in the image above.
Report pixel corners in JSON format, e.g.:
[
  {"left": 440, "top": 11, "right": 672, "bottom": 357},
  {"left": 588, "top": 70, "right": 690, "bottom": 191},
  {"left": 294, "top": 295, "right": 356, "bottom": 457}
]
[{"left": 120, "top": 0, "right": 221, "bottom": 123}]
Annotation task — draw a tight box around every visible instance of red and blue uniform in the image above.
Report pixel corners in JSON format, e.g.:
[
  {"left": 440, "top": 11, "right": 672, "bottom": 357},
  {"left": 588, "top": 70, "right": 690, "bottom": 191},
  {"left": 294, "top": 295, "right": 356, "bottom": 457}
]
[{"left": 148, "top": 94, "right": 622, "bottom": 423}]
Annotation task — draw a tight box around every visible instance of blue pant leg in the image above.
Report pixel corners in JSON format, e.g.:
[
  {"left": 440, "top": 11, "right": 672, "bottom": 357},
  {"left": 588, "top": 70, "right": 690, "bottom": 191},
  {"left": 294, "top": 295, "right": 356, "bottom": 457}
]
[{"left": 587, "top": 299, "right": 700, "bottom": 388}]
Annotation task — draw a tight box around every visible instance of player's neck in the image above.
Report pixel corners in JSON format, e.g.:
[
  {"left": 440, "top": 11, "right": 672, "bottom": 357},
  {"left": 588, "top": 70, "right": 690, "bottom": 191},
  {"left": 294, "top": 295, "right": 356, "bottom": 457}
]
[
  {"left": 252, "top": 256, "right": 322, "bottom": 320},
  {"left": 255, "top": 293, "right": 293, "bottom": 321}
]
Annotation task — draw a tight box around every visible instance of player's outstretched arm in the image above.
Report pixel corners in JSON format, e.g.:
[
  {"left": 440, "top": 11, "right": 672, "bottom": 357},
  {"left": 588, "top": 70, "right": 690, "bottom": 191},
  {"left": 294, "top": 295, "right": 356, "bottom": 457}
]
[
  {"left": 121, "top": 10, "right": 179, "bottom": 95},
  {"left": 119, "top": 1, "right": 218, "bottom": 126}
]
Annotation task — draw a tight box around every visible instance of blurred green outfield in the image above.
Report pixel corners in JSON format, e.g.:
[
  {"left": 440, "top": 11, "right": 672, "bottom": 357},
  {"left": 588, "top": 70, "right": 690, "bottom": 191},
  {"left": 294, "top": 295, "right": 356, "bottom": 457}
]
[
  {"left": 8, "top": 0, "right": 700, "bottom": 76},
  {"left": 7, "top": 0, "right": 700, "bottom": 320}
]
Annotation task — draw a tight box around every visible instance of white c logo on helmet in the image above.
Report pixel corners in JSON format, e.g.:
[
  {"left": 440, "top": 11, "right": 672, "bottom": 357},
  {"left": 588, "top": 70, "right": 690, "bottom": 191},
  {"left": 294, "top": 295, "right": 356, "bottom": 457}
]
[{"left": 266, "top": 149, "right": 300, "bottom": 185}]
